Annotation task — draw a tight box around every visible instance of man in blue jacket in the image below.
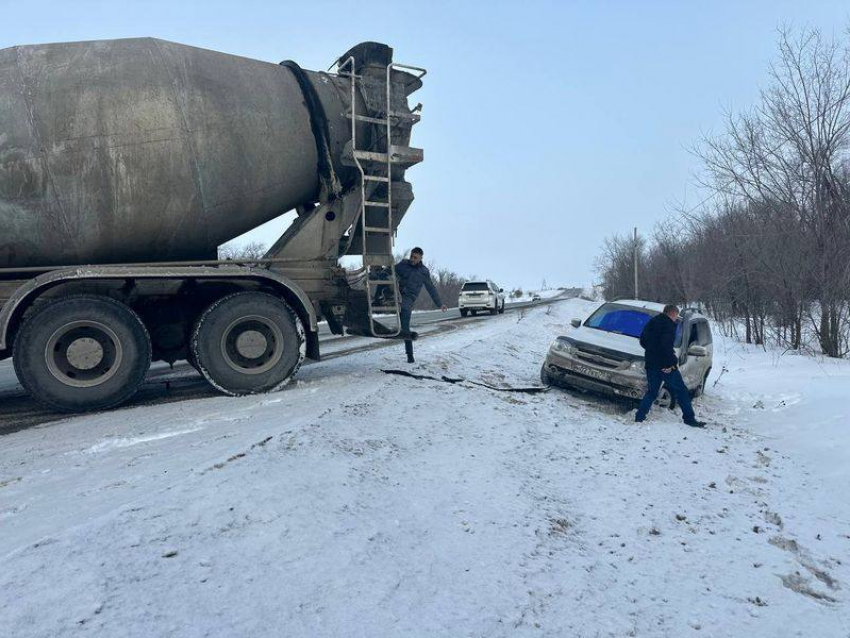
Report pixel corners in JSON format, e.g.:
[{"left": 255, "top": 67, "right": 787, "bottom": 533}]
[
  {"left": 395, "top": 247, "right": 447, "bottom": 362},
  {"left": 635, "top": 304, "right": 706, "bottom": 428}
]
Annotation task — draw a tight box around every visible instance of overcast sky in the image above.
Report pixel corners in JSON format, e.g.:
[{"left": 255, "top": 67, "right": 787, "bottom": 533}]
[{"left": 3, "top": 0, "right": 848, "bottom": 290}]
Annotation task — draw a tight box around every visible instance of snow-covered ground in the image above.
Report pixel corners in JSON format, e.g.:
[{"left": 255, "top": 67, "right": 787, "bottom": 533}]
[{"left": 1, "top": 299, "right": 848, "bottom": 637}]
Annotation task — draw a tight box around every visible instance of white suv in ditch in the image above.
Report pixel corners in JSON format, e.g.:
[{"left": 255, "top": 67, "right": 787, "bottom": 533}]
[
  {"left": 459, "top": 281, "right": 506, "bottom": 317},
  {"left": 541, "top": 300, "right": 714, "bottom": 407}
]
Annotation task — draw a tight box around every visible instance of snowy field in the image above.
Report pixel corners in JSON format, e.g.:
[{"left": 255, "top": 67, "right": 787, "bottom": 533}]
[{"left": 1, "top": 298, "right": 848, "bottom": 637}]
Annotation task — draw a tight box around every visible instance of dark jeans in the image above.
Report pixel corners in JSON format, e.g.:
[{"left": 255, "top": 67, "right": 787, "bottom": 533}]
[
  {"left": 400, "top": 306, "right": 412, "bottom": 334},
  {"left": 636, "top": 367, "right": 695, "bottom": 422},
  {"left": 400, "top": 305, "right": 414, "bottom": 361}
]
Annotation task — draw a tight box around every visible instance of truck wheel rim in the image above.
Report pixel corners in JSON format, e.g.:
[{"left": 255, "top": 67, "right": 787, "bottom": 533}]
[
  {"left": 220, "top": 315, "right": 284, "bottom": 375},
  {"left": 45, "top": 320, "right": 123, "bottom": 388}
]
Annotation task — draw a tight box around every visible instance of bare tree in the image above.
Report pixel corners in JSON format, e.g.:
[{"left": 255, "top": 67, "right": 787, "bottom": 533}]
[
  {"left": 418, "top": 263, "right": 468, "bottom": 310},
  {"left": 695, "top": 26, "right": 850, "bottom": 356},
  {"left": 595, "top": 232, "right": 648, "bottom": 301},
  {"left": 218, "top": 241, "right": 268, "bottom": 261}
]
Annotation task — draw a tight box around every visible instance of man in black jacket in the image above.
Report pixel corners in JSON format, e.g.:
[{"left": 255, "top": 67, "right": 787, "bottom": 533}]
[
  {"left": 395, "top": 247, "right": 447, "bottom": 363},
  {"left": 635, "top": 304, "right": 706, "bottom": 427}
]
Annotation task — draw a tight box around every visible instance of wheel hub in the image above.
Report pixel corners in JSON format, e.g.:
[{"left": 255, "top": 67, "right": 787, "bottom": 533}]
[
  {"left": 235, "top": 330, "right": 268, "bottom": 359},
  {"left": 220, "top": 316, "right": 284, "bottom": 375},
  {"left": 66, "top": 337, "right": 105, "bottom": 370},
  {"left": 45, "top": 320, "right": 123, "bottom": 388}
]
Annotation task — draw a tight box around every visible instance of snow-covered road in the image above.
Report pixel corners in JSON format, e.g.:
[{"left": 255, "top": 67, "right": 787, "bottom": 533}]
[
  {"left": 0, "top": 295, "right": 553, "bottom": 432},
  {"left": 1, "top": 299, "right": 848, "bottom": 637}
]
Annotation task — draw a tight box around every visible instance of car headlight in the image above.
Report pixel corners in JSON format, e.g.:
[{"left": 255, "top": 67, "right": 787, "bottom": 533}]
[
  {"left": 551, "top": 338, "right": 575, "bottom": 354},
  {"left": 629, "top": 360, "right": 645, "bottom": 372}
]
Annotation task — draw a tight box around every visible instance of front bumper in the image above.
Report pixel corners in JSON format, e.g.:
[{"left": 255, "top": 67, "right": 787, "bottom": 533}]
[{"left": 543, "top": 351, "right": 645, "bottom": 400}]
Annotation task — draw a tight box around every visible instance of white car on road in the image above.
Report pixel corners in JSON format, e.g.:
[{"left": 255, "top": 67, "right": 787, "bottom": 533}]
[{"left": 459, "top": 281, "right": 506, "bottom": 317}]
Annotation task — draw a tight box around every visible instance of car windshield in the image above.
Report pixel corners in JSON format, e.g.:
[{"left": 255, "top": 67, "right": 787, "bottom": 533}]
[
  {"left": 584, "top": 303, "right": 658, "bottom": 338},
  {"left": 462, "top": 282, "right": 489, "bottom": 291}
]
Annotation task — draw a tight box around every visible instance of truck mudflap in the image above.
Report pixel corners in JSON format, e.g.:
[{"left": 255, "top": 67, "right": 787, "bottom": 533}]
[{"left": 0, "top": 265, "right": 320, "bottom": 353}]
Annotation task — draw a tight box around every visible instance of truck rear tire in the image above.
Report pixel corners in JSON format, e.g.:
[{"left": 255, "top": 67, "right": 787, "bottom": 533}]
[
  {"left": 460, "top": 308, "right": 468, "bottom": 317},
  {"left": 13, "top": 296, "right": 152, "bottom": 412},
  {"left": 191, "top": 292, "right": 304, "bottom": 396}
]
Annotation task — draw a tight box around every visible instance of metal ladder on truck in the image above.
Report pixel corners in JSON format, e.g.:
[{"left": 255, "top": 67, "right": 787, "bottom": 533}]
[{"left": 337, "top": 55, "right": 426, "bottom": 338}]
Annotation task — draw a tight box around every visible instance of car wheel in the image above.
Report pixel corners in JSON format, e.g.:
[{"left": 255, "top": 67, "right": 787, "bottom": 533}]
[
  {"left": 192, "top": 292, "right": 304, "bottom": 396},
  {"left": 654, "top": 386, "right": 677, "bottom": 411},
  {"left": 460, "top": 309, "right": 468, "bottom": 317},
  {"left": 13, "top": 295, "right": 152, "bottom": 412}
]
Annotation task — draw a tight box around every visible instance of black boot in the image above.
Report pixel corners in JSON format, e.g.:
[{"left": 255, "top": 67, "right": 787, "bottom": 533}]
[
  {"left": 405, "top": 339, "right": 415, "bottom": 363},
  {"left": 684, "top": 418, "right": 706, "bottom": 428}
]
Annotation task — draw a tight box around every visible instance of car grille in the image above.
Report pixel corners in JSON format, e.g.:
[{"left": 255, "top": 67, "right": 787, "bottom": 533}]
[
  {"left": 548, "top": 364, "right": 643, "bottom": 398},
  {"left": 574, "top": 347, "right": 627, "bottom": 370}
]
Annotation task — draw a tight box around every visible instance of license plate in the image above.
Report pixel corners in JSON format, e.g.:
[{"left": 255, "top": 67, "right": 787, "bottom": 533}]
[{"left": 572, "top": 363, "right": 610, "bottom": 382}]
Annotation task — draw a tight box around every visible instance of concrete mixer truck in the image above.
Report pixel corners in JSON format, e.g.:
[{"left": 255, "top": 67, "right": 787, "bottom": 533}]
[{"left": 0, "top": 38, "right": 425, "bottom": 412}]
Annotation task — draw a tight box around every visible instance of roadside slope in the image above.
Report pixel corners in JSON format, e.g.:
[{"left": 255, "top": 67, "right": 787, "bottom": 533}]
[{"left": 0, "top": 300, "right": 847, "bottom": 637}]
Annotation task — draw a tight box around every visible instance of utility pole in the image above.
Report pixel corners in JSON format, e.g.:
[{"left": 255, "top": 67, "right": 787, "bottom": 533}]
[{"left": 633, "top": 227, "right": 639, "bottom": 298}]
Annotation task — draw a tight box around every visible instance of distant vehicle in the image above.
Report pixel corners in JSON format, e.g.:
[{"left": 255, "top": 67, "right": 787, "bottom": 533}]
[
  {"left": 459, "top": 281, "right": 506, "bottom": 317},
  {"left": 531, "top": 293, "right": 542, "bottom": 302},
  {"left": 540, "top": 300, "right": 714, "bottom": 407}
]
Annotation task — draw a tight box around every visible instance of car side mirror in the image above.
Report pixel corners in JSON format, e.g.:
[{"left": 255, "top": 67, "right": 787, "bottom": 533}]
[
  {"left": 499, "top": 288, "right": 504, "bottom": 293},
  {"left": 687, "top": 344, "right": 708, "bottom": 357},
  {"left": 571, "top": 318, "right": 581, "bottom": 328}
]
